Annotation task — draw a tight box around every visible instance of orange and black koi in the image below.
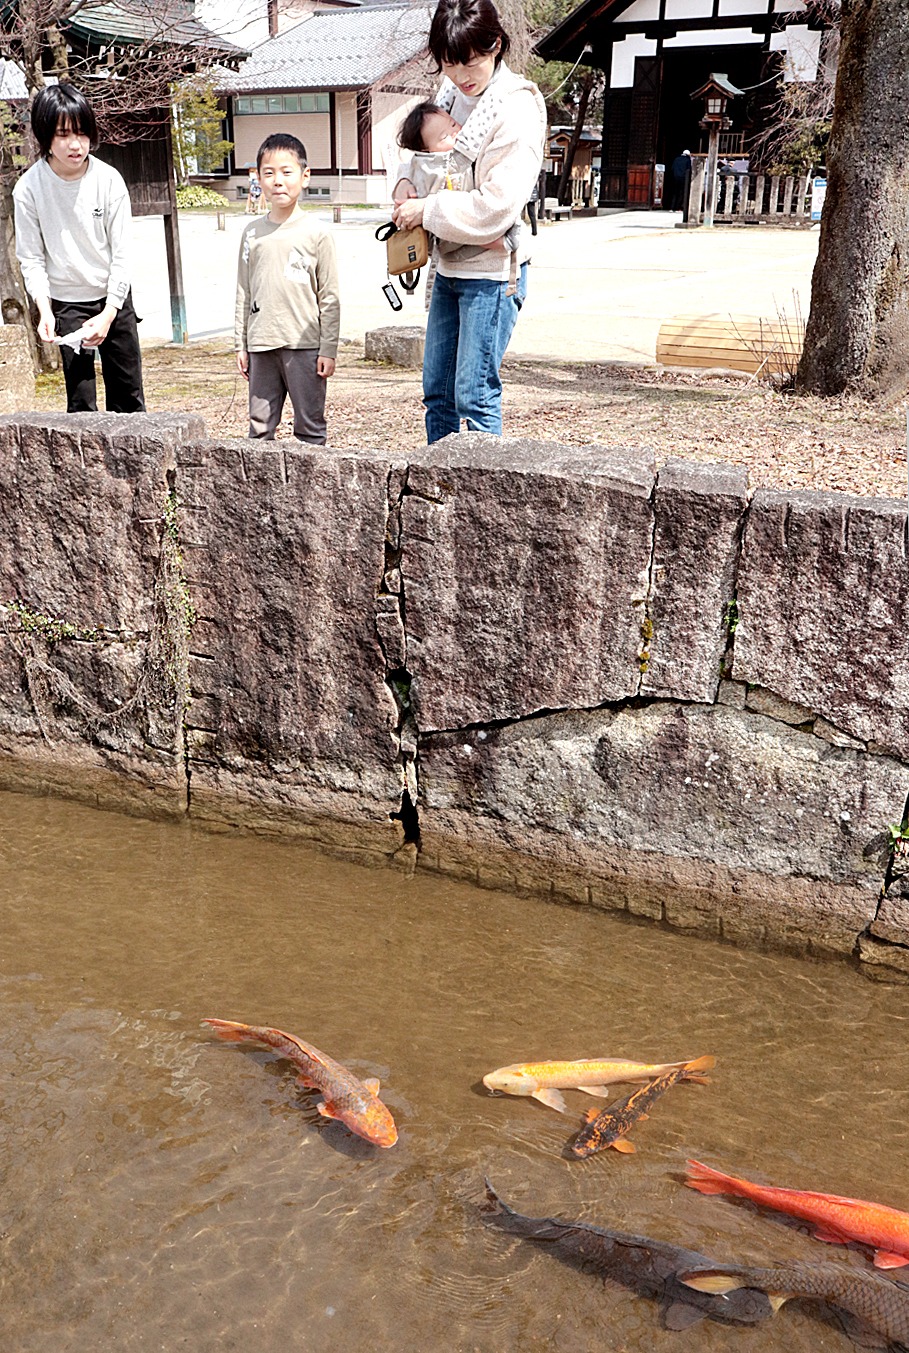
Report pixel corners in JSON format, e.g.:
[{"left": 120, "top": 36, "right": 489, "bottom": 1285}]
[{"left": 571, "top": 1056, "right": 714, "bottom": 1158}]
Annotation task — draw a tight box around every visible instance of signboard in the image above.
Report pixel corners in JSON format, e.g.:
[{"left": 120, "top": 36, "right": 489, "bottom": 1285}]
[{"left": 810, "top": 176, "right": 827, "bottom": 222}]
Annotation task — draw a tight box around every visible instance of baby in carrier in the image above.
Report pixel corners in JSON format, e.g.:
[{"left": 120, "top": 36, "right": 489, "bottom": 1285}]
[{"left": 396, "top": 101, "right": 521, "bottom": 260}]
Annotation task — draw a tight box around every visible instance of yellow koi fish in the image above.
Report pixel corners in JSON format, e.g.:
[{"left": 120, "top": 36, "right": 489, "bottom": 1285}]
[{"left": 483, "top": 1054, "right": 715, "bottom": 1115}]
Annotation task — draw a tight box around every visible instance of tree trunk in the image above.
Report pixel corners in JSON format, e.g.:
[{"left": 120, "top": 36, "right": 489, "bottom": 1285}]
[
  {"left": 0, "top": 177, "right": 40, "bottom": 363},
  {"left": 557, "top": 71, "right": 595, "bottom": 206},
  {"left": 797, "top": 0, "right": 909, "bottom": 399}
]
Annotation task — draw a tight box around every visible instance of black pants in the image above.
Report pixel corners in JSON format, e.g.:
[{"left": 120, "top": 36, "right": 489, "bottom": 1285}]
[{"left": 51, "top": 292, "right": 145, "bottom": 413}]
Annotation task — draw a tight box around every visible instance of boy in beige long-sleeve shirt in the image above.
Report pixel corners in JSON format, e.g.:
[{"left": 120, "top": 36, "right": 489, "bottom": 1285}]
[{"left": 234, "top": 134, "right": 339, "bottom": 444}]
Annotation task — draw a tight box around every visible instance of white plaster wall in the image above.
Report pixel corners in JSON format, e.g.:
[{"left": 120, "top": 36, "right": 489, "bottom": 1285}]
[
  {"left": 332, "top": 92, "right": 360, "bottom": 172},
  {"left": 663, "top": 27, "right": 763, "bottom": 48},
  {"left": 611, "top": 34, "right": 658, "bottom": 88},
  {"left": 770, "top": 24, "right": 822, "bottom": 81},
  {"left": 719, "top": 0, "right": 770, "bottom": 14},
  {"left": 232, "top": 113, "right": 333, "bottom": 171},
  {"left": 665, "top": 0, "right": 714, "bottom": 18}
]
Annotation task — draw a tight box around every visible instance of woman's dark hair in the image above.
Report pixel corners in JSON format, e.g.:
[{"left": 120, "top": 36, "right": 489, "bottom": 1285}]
[
  {"left": 428, "top": 0, "right": 509, "bottom": 71},
  {"left": 256, "top": 133, "right": 308, "bottom": 171},
  {"left": 397, "top": 102, "right": 444, "bottom": 152},
  {"left": 30, "top": 84, "right": 98, "bottom": 157}
]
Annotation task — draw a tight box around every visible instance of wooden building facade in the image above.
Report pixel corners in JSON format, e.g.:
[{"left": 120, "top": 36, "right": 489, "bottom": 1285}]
[{"left": 536, "top": 0, "right": 833, "bottom": 210}]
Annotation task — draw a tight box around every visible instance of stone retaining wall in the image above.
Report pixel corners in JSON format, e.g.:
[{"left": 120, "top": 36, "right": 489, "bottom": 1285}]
[{"left": 1, "top": 413, "right": 907, "bottom": 977}]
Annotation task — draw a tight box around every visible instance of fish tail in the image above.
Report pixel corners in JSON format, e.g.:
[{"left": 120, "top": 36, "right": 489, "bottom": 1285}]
[
  {"left": 201, "top": 1018, "right": 255, "bottom": 1042},
  {"left": 681, "top": 1054, "right": 716, "bottom": 1084},
  {"left": 685, "top": 1158, "right": 739, "bottom": 1196},
  {"left": 481, "top": 1179, "right": 511, "bottom": 1212},
  {"left": 684, "top": 1055, "right": 716, "bottom": 1073},
  {"left": 482, "top": 1179, "right": 516, "bottom": 1218}
]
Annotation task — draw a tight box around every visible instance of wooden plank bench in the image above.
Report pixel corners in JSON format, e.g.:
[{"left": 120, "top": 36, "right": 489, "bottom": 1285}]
[
  {"left": 543, "top": 197, "right": 573, "bottom": 221},
  {"left": 656, "top": 313, "right": 804, "bottom": 378}
]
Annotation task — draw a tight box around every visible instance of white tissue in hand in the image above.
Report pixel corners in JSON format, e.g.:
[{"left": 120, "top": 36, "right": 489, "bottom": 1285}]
[{"left": 54, "top": 327, "right": 89, "bottom": 352}]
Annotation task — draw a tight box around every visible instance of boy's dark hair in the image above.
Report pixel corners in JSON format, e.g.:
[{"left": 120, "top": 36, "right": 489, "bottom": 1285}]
[
  {"left": 256, "top": 133, "right": 308, "bottom": 172},
  {"left": 428, "top": 0, "right": 509, "bottom": 72},
  {"left": 397, "top": 102, "right": 443, "bottom": 153},
  {"left": 30, "top": 83, "right": 98, "bottom": 157}
]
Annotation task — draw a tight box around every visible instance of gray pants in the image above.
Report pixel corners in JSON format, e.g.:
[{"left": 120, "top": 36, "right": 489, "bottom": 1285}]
[{"left": 248, "top": 348, "right": 327, "bottom": 444}]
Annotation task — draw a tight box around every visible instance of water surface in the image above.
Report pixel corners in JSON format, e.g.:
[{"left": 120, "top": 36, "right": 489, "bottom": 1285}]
[{"left": 1, "top": 790, "right": 907, "bottom": 1351}]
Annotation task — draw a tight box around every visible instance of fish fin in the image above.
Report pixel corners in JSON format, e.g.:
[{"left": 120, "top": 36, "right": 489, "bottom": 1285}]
[
  {"left": 363, "top": 1078, "right": 381, "bottom": 1095},
  {"left": 638, "top": 1112, "right": 649, "bottom": 1120},
  {"left": 576, "top": 1085, "right": 612, "bottom": 1098},
  {"left": 680, "top": 1271, "right": 789, "bottom": 1314},
  {"left": 812, "top": 1226, "right": 850, "bottom": 1245},
  {"left": 679, "top": 1271, "right": 743, "bottom": 1295},
  {"left": 683, "top": 1055, "right": 716, "bottom": 1073},
  {"left": 663, "top": 1302, "right": 705, "bottom": 1331},
  {"left": 583, "top": 1107, "right": 600, "bottom": 1123},
  {"left": 873, "top": 1251, "right": 909, "bottom": 1269},
  {"left": 317, "top": 1099, "right": 341, "bottom": 1121},
  {"left": 532, "top": 1087, "right": 569, "bottom": 1114},
  {"left": 681, "top": 1073, "right": 712, "bottom": 1085},
  {"left": 611, "top": 1138, "right": 636, "bottom": 1153}
]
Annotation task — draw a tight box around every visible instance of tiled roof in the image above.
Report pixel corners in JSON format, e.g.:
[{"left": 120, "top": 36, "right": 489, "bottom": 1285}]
[
  {"left": 0, "top": 58, "right": 28, "bottom": 99},
  {"left": 222, "top": 3, "right": 434, "bottom": 93},
  {"left": 66, "top": 0, "right": 245, "bottom": 57}
]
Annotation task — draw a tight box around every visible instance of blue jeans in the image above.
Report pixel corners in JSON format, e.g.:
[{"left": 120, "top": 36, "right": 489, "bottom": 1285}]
[{"left": 422, "top": 264, "right": 527, "bottom": 442}]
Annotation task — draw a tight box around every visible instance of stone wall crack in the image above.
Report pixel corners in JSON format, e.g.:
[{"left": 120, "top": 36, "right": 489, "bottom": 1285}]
[
  {"left": 376, "top": 464, "right": 420, "bottom": 856},
  {"left": 422, "top": 692, "right": 697, "bottom": 741},
  {"left": 634, "top": 475, "right": 658, "bottom": 693}
]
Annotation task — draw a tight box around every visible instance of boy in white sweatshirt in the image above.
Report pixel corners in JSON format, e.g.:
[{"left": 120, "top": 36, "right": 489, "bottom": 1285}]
[{"left": 13, "top": 83, "right": 145, "bottom": 413}]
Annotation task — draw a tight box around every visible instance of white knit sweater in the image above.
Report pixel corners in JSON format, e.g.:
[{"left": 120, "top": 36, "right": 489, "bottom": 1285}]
[{"left": 418, "top": 63, "right": 546, "bottom": 283}]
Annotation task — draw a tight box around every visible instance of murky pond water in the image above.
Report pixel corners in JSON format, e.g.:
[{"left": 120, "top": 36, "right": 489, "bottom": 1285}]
[{"left": 1, "top": 789, "right": 908, "bottom": 1352}]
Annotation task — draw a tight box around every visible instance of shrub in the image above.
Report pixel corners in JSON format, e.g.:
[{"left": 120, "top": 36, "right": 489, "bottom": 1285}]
[{"left": 176, "top": 184, "right": 229, "bottom": 210}]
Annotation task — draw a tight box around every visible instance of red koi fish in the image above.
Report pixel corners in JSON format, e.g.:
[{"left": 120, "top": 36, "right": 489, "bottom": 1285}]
[
  {"left": 202, "top": 1019, "right": 398, "bottom": 1148},
  {"left": 686, "top": 1159, "right": 909, "bottom": 1269}
]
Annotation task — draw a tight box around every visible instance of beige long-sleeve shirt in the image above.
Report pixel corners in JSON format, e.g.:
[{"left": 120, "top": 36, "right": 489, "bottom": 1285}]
[{"left": 234, "top": 210, "right": 340, "bottom": 358}]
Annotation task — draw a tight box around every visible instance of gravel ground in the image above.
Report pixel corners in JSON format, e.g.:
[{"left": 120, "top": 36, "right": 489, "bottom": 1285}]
[{"left": 32, "top": 339, "right": 908, "bottom": 500}]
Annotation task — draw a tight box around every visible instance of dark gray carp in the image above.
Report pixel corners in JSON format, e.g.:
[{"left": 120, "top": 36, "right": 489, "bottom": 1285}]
[
  {"left": 481, "top": 1179, "right": 774, "bottom": 1330},
  {"left": 680, "top": 1261, "right": 909, "bottom": 1349}
]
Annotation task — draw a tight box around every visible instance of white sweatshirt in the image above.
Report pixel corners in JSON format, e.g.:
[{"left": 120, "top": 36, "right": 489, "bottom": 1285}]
[{"left": 13, "top": 156, "right": 133, "bottom": 308}]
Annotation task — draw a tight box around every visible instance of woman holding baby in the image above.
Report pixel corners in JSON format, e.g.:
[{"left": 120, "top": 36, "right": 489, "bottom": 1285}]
[{"left": 392, "top": 0, "right": 546, "bottom": 442}]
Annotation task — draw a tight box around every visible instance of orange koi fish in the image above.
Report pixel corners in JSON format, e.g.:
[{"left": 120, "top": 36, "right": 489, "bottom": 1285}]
[
  {"left": 686, "top": 1159, "right": 909, "bottom": 1269},
  {"left": 571, "top": 1057, "right": 714, "bottom": 1157},
  {"left": 202, "top": 1019, "right": 398, "bottom": 1148},
  {"left": 483, "top": 1055, "right": 711, "bottom": 1115}
]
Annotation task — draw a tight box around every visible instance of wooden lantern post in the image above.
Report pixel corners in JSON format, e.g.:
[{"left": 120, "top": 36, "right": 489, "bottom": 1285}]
[{"left": 690, "top": 74, "right": 742, "bottom": 227}]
